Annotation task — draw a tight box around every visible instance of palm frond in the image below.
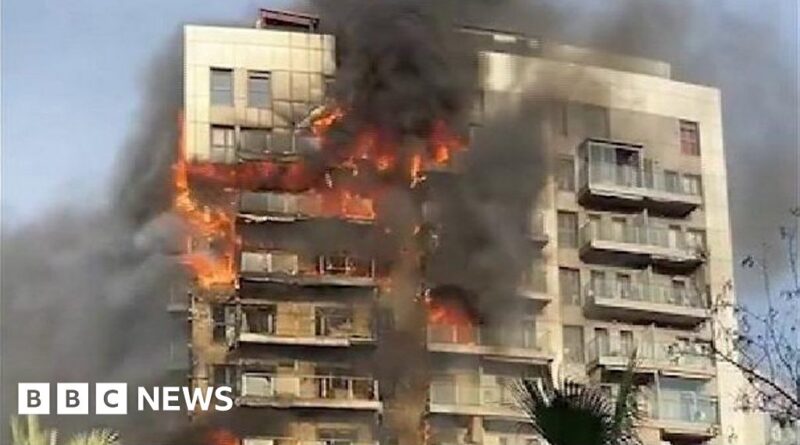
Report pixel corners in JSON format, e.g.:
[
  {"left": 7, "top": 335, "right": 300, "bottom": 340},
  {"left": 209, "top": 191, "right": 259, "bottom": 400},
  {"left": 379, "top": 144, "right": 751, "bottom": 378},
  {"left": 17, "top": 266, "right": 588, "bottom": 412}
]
[
  {"left": 515, "top": 362, "right": 642, "bottom": 445},
  {"left": 64, "top": 429, "right": 120, "bottom": 445}
]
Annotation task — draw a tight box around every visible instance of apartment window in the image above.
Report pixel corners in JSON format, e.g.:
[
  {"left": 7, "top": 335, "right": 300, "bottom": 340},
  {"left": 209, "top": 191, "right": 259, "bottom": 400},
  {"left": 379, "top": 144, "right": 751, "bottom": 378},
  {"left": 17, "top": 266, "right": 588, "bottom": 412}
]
[
  {"left": 680, "top": 120, "right": 701, "bottom": 156},
  {"left": 210, "top": 68, "right": 233, "bottom": 106},
  {"left": 212, "top": 305, "right": 227, "bottom": 343},
  {"left": 686, "top": 229, "right": 706, "bottom": 251},
  {"left": 594, "top": 328, "right": 610, "bottom": 355},
  {"left": 557, "top": 211, "right": 578, "bottom": 248},
  {"left": 240, "top": 128, "right": 271, "bottom": 154},
  {"left": 247, "top": 71, "right": 271, "bottom": 108},
  {"left": 620, "top": 330, "right": 635, "bottom": 355},
  {"left": 557, "top": 157, "right": 576, "bottom": 192},
  {"left": 563, "top": 325, "right": 585, "bottom": 363},
  {"left": 559, "top": 268, "right": 581, "bottom": 306},
  {"left": 664, "top": 170, "right": 680, "bottom": 193},
  {"left": 683, "top": 174, "right": 702, "bottom": 196},
  {"left": 242, "top": 306, "right": 276, "bottom": 334},
  {"left": 590, "top": 270, "right": 606, "bottom": 296},
  {"left": 212, "top": 365, "right": 236, "bottom": 388},
  {"left": 210, "top": 126, "right": 235, "bottom": 162}
]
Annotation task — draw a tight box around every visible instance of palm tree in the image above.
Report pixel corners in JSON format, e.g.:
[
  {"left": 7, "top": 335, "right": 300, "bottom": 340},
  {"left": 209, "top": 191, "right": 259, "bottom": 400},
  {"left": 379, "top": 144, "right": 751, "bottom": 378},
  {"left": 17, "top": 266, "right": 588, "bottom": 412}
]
[
  {"left": 10, "top": 416, "right": 120, "bottom": 445},
  {"left": 63, "top": 429, "right": 120, "bottom": 445},
  {"left": 515, "top": 354, "right": 642, "bottom": 445},
  {"left": 10, "top": 415, "right": 57, "bottom": 445}
]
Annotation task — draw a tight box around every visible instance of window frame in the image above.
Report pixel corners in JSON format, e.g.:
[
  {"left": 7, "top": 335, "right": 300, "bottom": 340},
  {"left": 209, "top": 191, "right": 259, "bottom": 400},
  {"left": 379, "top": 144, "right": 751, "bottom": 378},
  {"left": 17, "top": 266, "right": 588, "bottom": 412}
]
[
  {"left": 210, "top": 68, "right": 234, "bottom": 106},
  {"left": 247, "top": 71, "right": 272, "bottom": 108},
  {"left": 679, "top": 120, "right": 701, "bottom": 156},
  {"left": 557, "top": 157, "right": 576, "bottom": 192},
  {"left": 559, "top": 267, "right": 582, "bottom": 306},
  {"left": 557, "top": 211, "right": 579, "bottom": 248}
]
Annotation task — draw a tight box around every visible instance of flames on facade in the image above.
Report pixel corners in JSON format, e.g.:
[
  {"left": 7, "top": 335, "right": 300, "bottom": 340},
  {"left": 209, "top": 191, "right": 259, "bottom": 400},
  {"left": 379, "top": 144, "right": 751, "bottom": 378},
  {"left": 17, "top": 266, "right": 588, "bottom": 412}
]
[
  {"left": 425, "top": 287, "right": 478, "bottom": 344},
  {"left": 172, "top": 106, "right": 464, "bottom": 290}
]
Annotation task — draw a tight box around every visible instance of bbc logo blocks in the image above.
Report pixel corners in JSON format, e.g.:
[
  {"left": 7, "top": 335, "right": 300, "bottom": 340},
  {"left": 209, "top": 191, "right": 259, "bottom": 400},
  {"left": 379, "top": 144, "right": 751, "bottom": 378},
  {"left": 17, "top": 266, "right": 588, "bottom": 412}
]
[{"left": 18, "top": 383, "right": 127, "bottom": 415}]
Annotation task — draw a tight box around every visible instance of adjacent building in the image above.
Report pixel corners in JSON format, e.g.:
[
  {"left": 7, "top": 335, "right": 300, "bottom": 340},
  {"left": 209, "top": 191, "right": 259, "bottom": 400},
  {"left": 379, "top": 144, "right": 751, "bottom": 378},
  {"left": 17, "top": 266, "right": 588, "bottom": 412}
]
[{"left": 173, "top": 9, "right": 763, "bottom": 445}]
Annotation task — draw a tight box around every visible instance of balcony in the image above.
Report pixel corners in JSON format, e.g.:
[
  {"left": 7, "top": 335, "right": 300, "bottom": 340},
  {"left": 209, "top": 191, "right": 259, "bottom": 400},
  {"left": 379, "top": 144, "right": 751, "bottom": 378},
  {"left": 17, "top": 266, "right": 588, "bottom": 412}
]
[
  {"left": 237, "top": 305, "right": 376, "bottom": 347},
  {"left": 238, "top": 191, "right": 375, "bottom": 224},
  {"left": 237, "top": 373, "right": 382, "bottom": 411},
  {"left": 239, "top": 251, "right": 378, "bottom": 287},
  {"left": 578, "top": 139, "right": 702, "bottom": 215},
  {"left": 526, "top": 211, "right": 549, "bottom": 245},
  {"left": 579, "top": 222, "right": 704, "bottom": 269},
  {"left": 517, "top": 267, "right": 550, "bottom": 304},
  {"left": 586, "top": 338, "right": 715, "bottom": 379},
  {"left": 647, "top": 392, "right": 719, "bottom": 438},
  {"left": 584, "top": 282, "right": 708, "bottom": 326},
  {"left": 427, "top": 324, "right": 552, "bottom": 365},
  {"left": 428, "top": 379, "right": 526, "bottom": 420}
]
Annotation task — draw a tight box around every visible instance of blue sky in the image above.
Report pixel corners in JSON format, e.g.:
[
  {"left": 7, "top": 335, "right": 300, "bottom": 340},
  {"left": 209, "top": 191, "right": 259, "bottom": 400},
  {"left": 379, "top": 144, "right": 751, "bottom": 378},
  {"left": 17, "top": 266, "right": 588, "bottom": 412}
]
[{"left": 1, "top": 0, "right": 293, "bottom": 223}]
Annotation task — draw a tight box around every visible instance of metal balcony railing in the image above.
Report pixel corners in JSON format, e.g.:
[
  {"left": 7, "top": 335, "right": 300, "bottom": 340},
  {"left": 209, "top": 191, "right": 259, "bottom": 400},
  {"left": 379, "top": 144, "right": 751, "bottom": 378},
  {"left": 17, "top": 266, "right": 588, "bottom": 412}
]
[
  {"left": 240, "top": 373, "right": 380, "bottom": 402},
  {"left": 585, "top": 282, "right": 707, "bottom": 310},
  {"left": 586, "top": 337, "right": 714, "bottom": 372},
  {"left": 580, "top": 222, "right": 701, "bottom": 256},
  {"left": 429, "top": 381, "right": 518, "bottom": 409},
  {"left": 428, "top": 324, "right": 550, "bottom": 353},
  {"left": 239, "top": 309, "right": 375, "bottom": 341},
  {"left": 653, "top": 391, "right": 719, "bottom": 425}
]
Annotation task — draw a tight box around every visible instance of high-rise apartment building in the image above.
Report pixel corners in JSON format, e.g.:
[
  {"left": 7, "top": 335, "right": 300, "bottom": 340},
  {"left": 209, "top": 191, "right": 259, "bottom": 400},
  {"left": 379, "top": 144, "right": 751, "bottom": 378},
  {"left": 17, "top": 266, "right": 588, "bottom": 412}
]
[{"left": 173, "top": 9, "right": 763, "bottom": 445}]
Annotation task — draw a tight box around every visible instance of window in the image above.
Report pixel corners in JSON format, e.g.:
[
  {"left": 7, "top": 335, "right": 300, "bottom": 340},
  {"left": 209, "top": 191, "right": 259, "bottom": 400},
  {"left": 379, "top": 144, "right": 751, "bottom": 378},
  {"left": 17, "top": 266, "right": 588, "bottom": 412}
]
[
  {"left": 210, "top": 68, "right": 233, "bottom": 106},
  {"left": 240, "top": 128, "right": 271, "bottom": 154},
  {"left": 557, "top": 211, "right": 578, "bottom": 248},
  {"left": 620, "top": 330, "right": 635, "bottom": 355},
  {"left": 590, "top": 270, "right": 606, "bottom": 296},
  {"left": 563, "top": 325, "right": 585, "bottom": 363},
  {"left": 664, "top": 170, "right": 680, "bottom": 193},
  {"left": 559, "top": 268, "right": 581, "bottom": 306},
  {"left": 212, "top": 365, "right": 236, "bottom": 388},
  {"left": 686, "top": 229, "right": 706, "bottom": 251},
  {"left": 210, "top": 126, "right": 235, "bottom": 162},
  {"left": 680, "top": 120, "right": 700, "bottom": 156},
  {"left": 682, "top": 174, "right": 702, "bottom": 196},
  {"left": 557, "top": 157, "right": 576, "bottom": 192},
  {"left": 247, "top": 71, "right": 271, "bottom": 108},
  {"left": 242, "top": 306, "right": 276, "bottom": 334},
  {"left": 594, "top": 328, "right": 610, "bottom": 355},
  {"left": 212, "top": 305, "right": 227, "bottom": 343}
]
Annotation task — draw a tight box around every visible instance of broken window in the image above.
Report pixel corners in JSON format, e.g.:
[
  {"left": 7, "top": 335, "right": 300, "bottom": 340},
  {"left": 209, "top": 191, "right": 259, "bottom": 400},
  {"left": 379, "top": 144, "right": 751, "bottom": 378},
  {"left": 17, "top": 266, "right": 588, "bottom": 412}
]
[
  {"left": 242, "top": 306, "right": 276, "bottom": 334},
  {"left": 247, "top": 71, "right": 271, "bottom": 108},
  {"left": 210, "top": 68, "right": 233, "bottom": 106},
  {"left": 680, "top": 120, "right": 700, "bottom": 156},
  {"left": 557, "top": 211, "right": 578, "bottom": 248},
  {"left": 315, "top": 306, "right": 353, "bottom": 337},
  {"left": 557, "top": 157, "right": 576, "bottom": 192}
]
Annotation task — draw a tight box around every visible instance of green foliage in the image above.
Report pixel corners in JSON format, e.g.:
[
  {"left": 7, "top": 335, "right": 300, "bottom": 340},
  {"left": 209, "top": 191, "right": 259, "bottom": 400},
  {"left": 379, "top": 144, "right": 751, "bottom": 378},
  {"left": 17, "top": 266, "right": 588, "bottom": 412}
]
[{"left": 515, "top": 354, "right": 641, "bottom": 445}]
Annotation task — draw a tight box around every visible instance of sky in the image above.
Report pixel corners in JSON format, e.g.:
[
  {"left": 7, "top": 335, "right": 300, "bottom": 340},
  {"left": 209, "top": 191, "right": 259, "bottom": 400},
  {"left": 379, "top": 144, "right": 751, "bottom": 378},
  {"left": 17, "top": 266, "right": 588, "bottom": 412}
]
[{"left": 2, "top": 0, "right": 798, "bottom": 298}]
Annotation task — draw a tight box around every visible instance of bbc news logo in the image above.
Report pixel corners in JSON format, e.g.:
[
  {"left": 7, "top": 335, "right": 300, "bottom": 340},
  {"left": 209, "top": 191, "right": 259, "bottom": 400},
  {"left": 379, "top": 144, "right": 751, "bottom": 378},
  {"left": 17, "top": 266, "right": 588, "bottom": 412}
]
[{"left": 18, "top": 383, "right": 233, "bottom": 415}]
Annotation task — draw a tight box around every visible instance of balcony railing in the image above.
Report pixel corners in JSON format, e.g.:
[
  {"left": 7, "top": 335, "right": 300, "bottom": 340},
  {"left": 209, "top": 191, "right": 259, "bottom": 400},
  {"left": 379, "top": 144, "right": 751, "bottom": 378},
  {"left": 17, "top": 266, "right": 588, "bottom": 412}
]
[
  {"left": 584, "top": 159, "right": 701, "bottom": 200},
  {"left": 653, "top": 391, "right": 719, "bottom": 426},
  {"left": 238, "top": 308, "right": 375, "bottom": 344},
  {"left": 586, "top": 282, "right": 706, "bottom": 310},
  {"left": 527, "top": 212, "right": 548, "bottom": 242},
  {"left": 429, "top": 380, "right": 518, "bottom": 410},
  {"left": 580, "top": 222, "right": 701, "bottom": 257},
  {"left": 586, "top": 337, "right": 714, "bottom": 372},
  {"left": 428, "top": 324, "right": 550, "bottom": 353},
  {"left": 240, "top": 373, "right": 379, "bottom": 402}
]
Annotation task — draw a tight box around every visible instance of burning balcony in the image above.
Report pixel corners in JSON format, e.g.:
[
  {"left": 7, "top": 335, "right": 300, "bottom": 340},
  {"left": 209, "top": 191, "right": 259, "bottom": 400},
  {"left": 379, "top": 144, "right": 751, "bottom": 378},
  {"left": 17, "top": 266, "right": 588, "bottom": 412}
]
[
  {"left": 578, "top": 139, "right": 702, "bottom": 216},
  {"left": 236, "top": 303, "right": 376, "bottom": 347},
  {"left": 427, "top": 324, "right": 552, "bottom": 365},
  {"left": 586, "top": 336, "right": 715, "bottom": 379},
  {"left": 579, "top": 219, "right": 704, "bottom": 269},
  {"left": 238, "top": 191, "right": 375, "bottom": 223},
  {"left": 237, "top": 373, "right": 382, "bottom": 411},
  {"left": 427, "top": 376, "right": 526, "bottom": 420},
  {"left": 239, "top": 251, "right": 378, "bottom": 287},
  {"left": 584, "top": 281, "right": 708, "bottom": 326}
]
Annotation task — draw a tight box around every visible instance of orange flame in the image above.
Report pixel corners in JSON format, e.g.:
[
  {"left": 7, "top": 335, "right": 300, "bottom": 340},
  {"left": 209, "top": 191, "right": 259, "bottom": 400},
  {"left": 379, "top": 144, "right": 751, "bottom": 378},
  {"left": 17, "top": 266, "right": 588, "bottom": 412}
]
[
  {"left": 173, "top": 112, "right": 237, "bottom": 289},
  {"left": 207, "top": 430, "right": 239, "bottom": 445}
]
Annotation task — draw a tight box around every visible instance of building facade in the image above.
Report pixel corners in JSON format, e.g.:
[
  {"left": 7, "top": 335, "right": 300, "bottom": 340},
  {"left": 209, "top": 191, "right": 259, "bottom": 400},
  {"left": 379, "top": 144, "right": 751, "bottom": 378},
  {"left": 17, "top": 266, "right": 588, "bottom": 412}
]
[{"left": 175, "top": 10, "right": 763, "bottom": 445}]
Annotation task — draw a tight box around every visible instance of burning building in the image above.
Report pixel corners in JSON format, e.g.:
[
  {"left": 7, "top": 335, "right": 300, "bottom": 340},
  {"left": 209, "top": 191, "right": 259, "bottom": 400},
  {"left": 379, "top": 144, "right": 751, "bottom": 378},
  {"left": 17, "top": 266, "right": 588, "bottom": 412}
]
[{"left": 169, "top": 6, "right": 758, "bottom": 445}]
